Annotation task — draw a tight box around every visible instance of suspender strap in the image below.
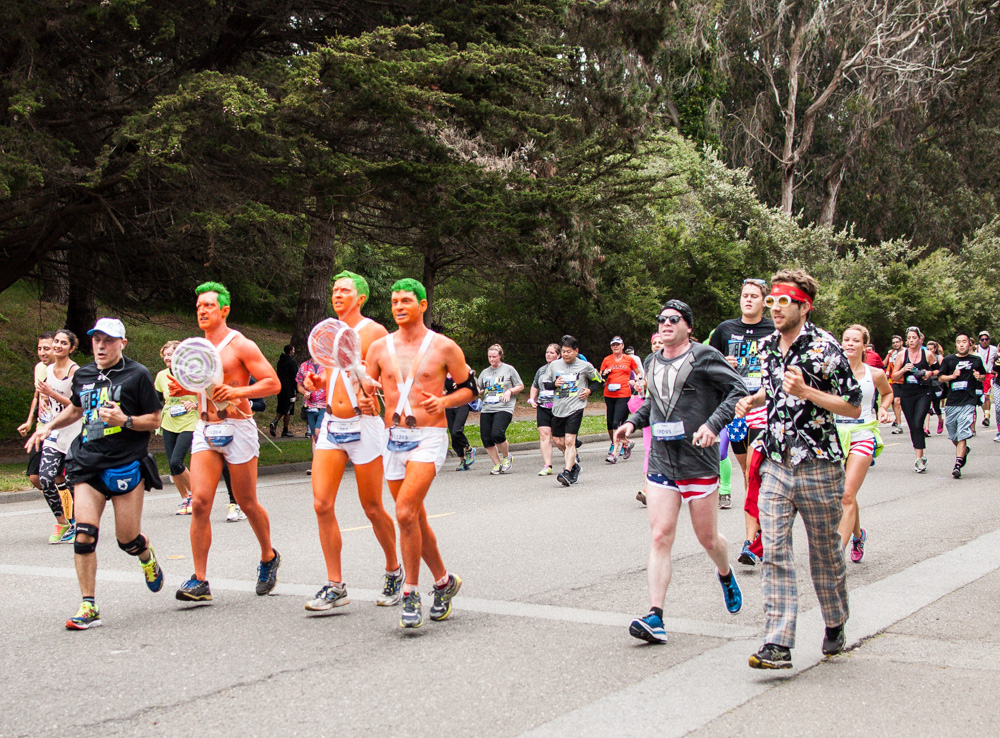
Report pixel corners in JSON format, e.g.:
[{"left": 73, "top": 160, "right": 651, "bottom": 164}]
[
  {"left": 199, "top": 330, "right": 240, "bottom": 415},
  {"left": 386, "top": 330, "right": 437, "bottom": 426}
]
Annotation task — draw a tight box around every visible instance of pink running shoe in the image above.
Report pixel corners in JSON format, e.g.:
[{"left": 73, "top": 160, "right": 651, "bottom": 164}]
[{"left": 850, "top": 528, "right": 866, "bottom": 563}]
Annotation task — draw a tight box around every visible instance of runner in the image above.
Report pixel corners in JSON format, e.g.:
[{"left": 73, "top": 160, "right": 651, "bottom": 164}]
[
  {"left": 171, "top": 282, "right": 282, "bottom": 603},
  {"left": 296, "top": 352, "right": 326, "bottom": 473},
  {"left": 155, "top": 340, "right": 198, "bottom": 515},
  {"left": 527, "top": 343, "right": 560, "bottom": 476},
  {"left": 364, "top": 278, "right": 472, "bottom": 628},
  {"left": 836, "top": 325, "right": 893, "bottom": 563},
  {"left": 269, "top": 344, "right": 298, "bottom": 438},
  {"left": 938, "top": 334, "right": 986, "bottom": 479},
  {"left": 636, "top": 333, "right": 665, "bottom": 505},
  {"left": 477, "top": 344, "right": 523, "bottom": 475},
  {"left": 884, "top": 335, "right": 905, "bottom": 434},
  {"left": 616, "top": 299, "right": 746, "bottom": 644},
  {"left": 19, "top": 332, "right": 55, "bottom": 494},
  {"left": 26, "top": 318, "right": 164, "bottom": 629},
  {"left": 445, "top": 365, "right": 478, "bottom": 471},
  {"left": 737, "top": 269, "right": 861, "bottom": 669},
  {"left": 600, "top": 336, "right": 642, "bottom": 464},
  {"left": 974, "top": 331, "right": 996, "bottom": 430},
  {"left": 299, "top": 270, "right": 403, "bottom": 612},
  {"left": 34, "top": 330, "right": 82, "bottom": 544},
  {"left": 891, "top": 327, "right": 937, "bottom": 473},
  {"left": 924, "top": 340, "right": 944, "bottom": 436},
  {"left": 540, "top": 335, "right": 599, "bottom": 486}
]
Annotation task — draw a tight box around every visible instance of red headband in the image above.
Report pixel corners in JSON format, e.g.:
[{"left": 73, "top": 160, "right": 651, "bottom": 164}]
[{"left": 770, "top": 283, "right": 813, "bottom": 310}]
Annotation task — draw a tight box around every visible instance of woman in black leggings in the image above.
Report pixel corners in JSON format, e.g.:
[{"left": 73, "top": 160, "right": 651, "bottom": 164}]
[{"left": 891, "top": 327, "right": 937, "bottom": 473}]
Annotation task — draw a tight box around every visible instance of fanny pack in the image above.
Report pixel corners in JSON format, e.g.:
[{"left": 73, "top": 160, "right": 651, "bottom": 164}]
[
  {"left": 204, "top": 422, "right": 235, "bottom": 448},
  {"left": 468, "top": 398, "right": 484, "bottom": 412},
  {"left": 326, "top": 416, "right": 362, "bottom": 444},
  {"left": 99, "top": 460, "right": 142, "bottom": 494},
  {"left": 387, "top": 426, "right": 423, "bottom": 453}
]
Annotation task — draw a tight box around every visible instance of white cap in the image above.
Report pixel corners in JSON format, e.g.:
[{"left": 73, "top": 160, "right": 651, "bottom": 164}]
[{"left": 88, "top": 318, "right": 127, "bottom": 339}]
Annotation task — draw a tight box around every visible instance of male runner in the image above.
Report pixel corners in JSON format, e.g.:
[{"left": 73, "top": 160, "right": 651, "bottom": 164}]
[
  {"left": 26, "top": 318, "right": 164, "bottom": 629},
  {"left": 541, "top": 335, "right": 599, "bottom": 486},
  {"left": 974, "top": 331, "right": 996, "bottom": 430},
  {"left": 617, "top": 300, "right": 746, "bottom": 643},
  {"left": 884, "top": 335, "right": 905, "bottom": 433},
  {"left": 171, "top": 282, "right": 282, "bottom": 603},
  {"left": 299, "top": 271, "right": 403, "bottom": 612},
  {"left": 19, "top": 332, "right": 55, "bottom": 495},
  {"left": 938, "top": 334, "right": 985, "bottom": 479},
  {"left": 601, "top": 336, "right": 641, "bottom": 464},
  {"left": 736, "top": 270, "right": 861, "bottom": 669},
  {"left": 270, "top": 344, "right": 298, "bottom": 437},
  {"left": 364, "top": 278, "right": 473, "bottom": 628}
]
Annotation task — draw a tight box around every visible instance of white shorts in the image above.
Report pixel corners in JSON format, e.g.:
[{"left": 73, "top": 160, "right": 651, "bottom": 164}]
[
  {"left": 383, "top": 428, "right": 449, "bottom": 481},
  {"left": 192, "top": 418, "right": 260, "bottom": 465},
  {"left": 314, "top": 413, "right": 385, "bottom": 466}
]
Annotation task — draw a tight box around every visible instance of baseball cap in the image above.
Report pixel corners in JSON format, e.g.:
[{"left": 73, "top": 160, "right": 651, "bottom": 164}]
[
  {"left": 87, "top": 318, "right": 127, "bottom": 339},
  {"left": 979, "top": 331, "right": 990, "bottom": 338},
  {"left": 610, "top": 336, "right": 624, "bottom": 345}
]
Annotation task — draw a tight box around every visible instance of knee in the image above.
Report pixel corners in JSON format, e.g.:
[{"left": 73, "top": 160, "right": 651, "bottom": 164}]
[
  {"left": 313, "top": 494, "right": 335, "bottom": 518},
  {"left": 74, "top": 523, "right": 99, "bottom": 555},
  {"left": 169, "top": 460, "right": 187, "bottom": 476},
  {"left": 360, "top": 498, "right": 385, "bottom": 521},
  {"left": 190, "top": 495, "right": 213, "bottom": 518},
  {"left": 650, "top": 525, "right": 676, "bottom": 548},
  {"left": 396, "top": 502, "right": 420, "bottom": 529},
  {"left": 118, "top": 533, "right": 148, "bottom": 556}
]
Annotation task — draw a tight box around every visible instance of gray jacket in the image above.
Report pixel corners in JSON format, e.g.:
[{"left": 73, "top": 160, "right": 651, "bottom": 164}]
[{"left": 628, "top": 342, "right": 747, "bottom": 481}]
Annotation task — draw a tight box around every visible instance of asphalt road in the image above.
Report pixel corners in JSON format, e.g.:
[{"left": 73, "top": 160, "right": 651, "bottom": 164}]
[{"left": 2, "top": 427, "right": 998, "bottom": 737}]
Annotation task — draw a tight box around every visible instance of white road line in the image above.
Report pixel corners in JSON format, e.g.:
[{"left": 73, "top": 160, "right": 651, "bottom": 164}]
[{"left": 521, "top": 525, "right": 1000, "bottom": 737}]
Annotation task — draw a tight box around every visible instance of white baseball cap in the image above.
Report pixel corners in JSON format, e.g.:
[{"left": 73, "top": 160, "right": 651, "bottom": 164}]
[{"left": 88, "top": 318, "right": 127, "bottom": 339}]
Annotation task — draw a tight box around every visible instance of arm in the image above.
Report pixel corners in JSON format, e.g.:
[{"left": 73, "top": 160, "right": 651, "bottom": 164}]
[
  {"left": 783, "top": 366, "right": 861, "bottom": 418},
  {"left": 97, "top": 404, "right": 162, "bottom": 432},
  {"left": 18, "top": 392, "right": 39, "bottom": 436},
  {"left": 735, "top": 387, "right": 765, "bottom": 417},
  {"left": 872, "top": 367, "right": 893, "bottom": 422},
  {"left": 421, "top": 340, "right": 473, "bottom": 414},
  {"left": 25, "top": 404, "right": 84, "bottom": 452},
  {"left": 216, "top": 340, "right": 280, "bottom": 401}
]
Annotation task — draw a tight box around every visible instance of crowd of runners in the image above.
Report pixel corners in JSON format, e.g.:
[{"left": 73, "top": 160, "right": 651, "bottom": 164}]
[{"left": 16, "top": 268, "right": 998, "bottom": 669}]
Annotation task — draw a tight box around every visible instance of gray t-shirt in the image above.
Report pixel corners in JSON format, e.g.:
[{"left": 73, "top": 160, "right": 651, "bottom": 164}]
[
  {"left": 541, "top": 357, "right": 598, "bottom": 418},
  {"left": 477, "top": 363, "right": 523, "bottom": 414},
  {"left": 532, "top": 364, "right": 556, "bottom": 408}
]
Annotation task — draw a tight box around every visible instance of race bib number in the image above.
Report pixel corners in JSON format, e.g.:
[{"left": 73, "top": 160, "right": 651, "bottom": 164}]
[
  {"left": 539, "top": 389, "right": 554, "bottom": 402},
  {"left": 607, "top": 383, "right": 621, "bottom": 392},
  {"left": 652, "top": 421, "right": 685, "bottom": 441},
  {"left": 485, "top": 393, "right": 501, "bottom": 404},
  {"left": 326, "top": 416, "right": 362, "bottom": 444},
  {"left": 744, "top": 375, "right": 762, "bottom": 391},
  {"left": 204, "top": 422, "right": 235, "bottom": 448},
  {"left": 387, "top": 426, "right": 421, "bottom": 452},
  {"left": 169, "top": 405, "right": 189, "bottom": 418},
  {"left": 951, "top": 380, "right": 968, "bottom": 391}
]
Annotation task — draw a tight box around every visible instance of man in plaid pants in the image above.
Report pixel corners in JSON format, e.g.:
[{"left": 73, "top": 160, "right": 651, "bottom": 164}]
[{"left": 735, "top": 269, "right": 862, "bottom": 669}]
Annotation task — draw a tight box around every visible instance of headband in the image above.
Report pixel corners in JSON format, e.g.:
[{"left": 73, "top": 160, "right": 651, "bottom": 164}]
[{"left": 770, "top": 283, "right": 813, "bottom": 311}]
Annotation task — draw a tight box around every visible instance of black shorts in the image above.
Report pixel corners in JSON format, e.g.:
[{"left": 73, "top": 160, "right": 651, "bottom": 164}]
[
  {"left": 891, "top": 384, "right": 903, "bottom": 398},
  {"left": 605, "top": 396, "right": 631, "bottom": 430},
  {"left": 68, "top": 454, "right": 163, "bottom": 499},
  {"left": 276, "top": 394, "right": 296, "bottom": 415},
  {"left": 551, "top": 410, "right": 584, "bottom": 438},
  {"left": 730, "top": 427, "right": 762, "bottom": 456},
  {"left": 536, "top": 405, "right": 554, "bottom": 428},
  {"left": 26, "top": 447, "right": 42, "bottom": 477}
]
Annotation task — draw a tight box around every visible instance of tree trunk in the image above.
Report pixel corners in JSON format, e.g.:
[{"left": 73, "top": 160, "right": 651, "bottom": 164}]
[
  {"left": 421, "top": 248, "right": 437, "bottom": 328},
  {"left": 780, "top": 165, "right": 796, "bottom": 216},
  {"left": 290, "top": 212, "right": 339, "bottom": 357},
  {"left": 40, "top": 249, "right": 70, "bottom": 304},
  {"left": 818, "top": 159, "right": 847, "bottom": 229},
  {"left": 65, "top": 246, "right": 97, "bottom": 355}
]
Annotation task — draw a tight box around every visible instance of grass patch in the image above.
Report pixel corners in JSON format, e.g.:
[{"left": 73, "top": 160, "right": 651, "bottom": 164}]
[{"left": 0, "top": 463, "right": 29, "bottom": 493}]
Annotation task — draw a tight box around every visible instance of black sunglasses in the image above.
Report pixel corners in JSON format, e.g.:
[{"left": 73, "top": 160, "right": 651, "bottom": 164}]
[{"left": 656, "top": 314, "right": 684, "bottom": 325}]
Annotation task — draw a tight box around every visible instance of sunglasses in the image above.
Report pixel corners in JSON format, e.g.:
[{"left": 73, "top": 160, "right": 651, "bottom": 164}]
[
  {"left": 764, "top": 294, "right": 803, "bottom": 308},
  {"left": 743, "top": 278, "right": 766, "bottom": 288},
  {"left": 656, "top": 314, "right": 684, "bottom": 325}
]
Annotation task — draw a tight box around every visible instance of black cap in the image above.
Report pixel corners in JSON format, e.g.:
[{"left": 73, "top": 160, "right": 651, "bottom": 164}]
[{"left": 661, "top": 299, "right": 694, "bottom": 330}]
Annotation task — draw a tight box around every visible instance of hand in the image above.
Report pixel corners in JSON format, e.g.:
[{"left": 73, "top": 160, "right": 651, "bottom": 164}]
[
  {"left": 725, "top": 356, "right": 738, "bottom": 369},
  {"left": 98, "top": 402, "right": 128, "bottom": 427},
  {"left": 501, "top": 390, "right": 512, "bottom": 403},
  {"left": 782, "top": 367, "right": 809, "bottom": 399},
  {"left": 17, "top": 421, "right": 31, "bottom": 437},
  {"left": 182, "top": 401, "right": 197, "bottom": 412},
  {"left": 25, "top": 428, "right": 50, "bottom": 453},
  {"left": 901, "top": 362, "right": 914, "bottom": 373},
  {"left": 973, "top": 371, "right": 983, "bottom": 381},
  {"left": 527, "top": 397, "right": 538, "bottom": 408},
  {"left": 419, "top": 390, "right": 444, "bottom": 415},
  {"left": 211, "top": 384, "right": 240, "bottom": 404},
  {"left": 877, "top": 407, "right": 890, "bottom": 424},
  {"left": 35, "top": 380, "right": 55, "bottom": 398},
  {"left": 302, "top": 371, "right": 322, "bottom": 392},
  {"left": 358, "top": 393, "right": 379, "bottom": 415},
  {"left": 691, "top": 424, "right": 717, "bottom": 448},
  {"left": 580, "top": 388, "right": 591, "bottom": 401},
  {"left": 601, "top": 368, "right": 611, "bottom": 378},
  {"left": 735, "top": 395, "right": 754, "bottom": 418},
  {"left": 554, "top": 376, "right": 565, "bottom": 387},
  {"left": 167, "top": 375, "right": 192, "bottom": 398},
  {"left": 615, "top": 422, "right": 634, "bottom": 445}
]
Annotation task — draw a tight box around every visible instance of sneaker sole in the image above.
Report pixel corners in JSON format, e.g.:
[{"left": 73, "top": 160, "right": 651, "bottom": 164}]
[
  {"left": 376, "top": 595, "right": 402, "bottom": 607},
  {"left": 558, "top": 475, "right": 571, "bottom": 487},
  {"left": 737, "top": 552, "right": 758, "bottom": 566},
  {"left": 628, "top": 621, "right": 667, "bottom": 644},
  {"left": 400, "top": 616, "right": 423, "bottom": 628},
  {"left": 175, "top": 592, "right": 213, "bottom": 602},
  {"left": 748, "top": 654, "right": 792, "bottom": 669},
  {"left": 305, "top": 596, "right": 351, "bottom": 612},
  {"left": 66, "top": 618, "right": 102, "bottom": 630}
]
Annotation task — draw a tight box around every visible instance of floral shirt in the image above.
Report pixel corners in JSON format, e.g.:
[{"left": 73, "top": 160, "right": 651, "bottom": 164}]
[
  {"left": 295, "top": 359, "right": 327, "bottom": 410},
  {"left": 759, "top": 322, "right": 862, "bottom": 465}
]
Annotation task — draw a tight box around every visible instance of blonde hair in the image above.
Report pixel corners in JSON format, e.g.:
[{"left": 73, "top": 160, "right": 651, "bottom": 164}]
[
  {"left": 160, "top": 339, "right": 181, "bottom": 360},
  {"left": 843, "top": 324, "right": 870, "bottom": 346},
  {"left": 488, "top": 343, "right": 504, "bottom": 360}
]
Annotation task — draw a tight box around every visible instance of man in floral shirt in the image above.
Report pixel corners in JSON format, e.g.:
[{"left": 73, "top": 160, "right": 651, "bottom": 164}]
[{"left": 735, "top": 269, "right": 862, "bottom": 670}]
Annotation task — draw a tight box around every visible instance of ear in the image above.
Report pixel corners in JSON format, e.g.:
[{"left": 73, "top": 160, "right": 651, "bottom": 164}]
[
  {"left": 221, "top": 305, "right": 231, "bottom": 319},
  {"left": 357, "top": 294, "right": 368, "bottom": 309},
  {"left": 419, "top": 299, "right": 428, "bottom": 312},
  {"left": 121, "top": 338, "right": 129, "bottom": 348}
]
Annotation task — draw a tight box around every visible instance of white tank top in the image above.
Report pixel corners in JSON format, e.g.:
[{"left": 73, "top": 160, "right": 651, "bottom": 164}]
[
  {"left": 46, "top": 362, "right": 83, "bottom": 453},
  {"left": 837, "top": 364, "right": 874, "bottom": 429}
]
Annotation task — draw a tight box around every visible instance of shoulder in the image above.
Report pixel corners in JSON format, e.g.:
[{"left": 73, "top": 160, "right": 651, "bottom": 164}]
[{"left": 359, "top": 319, "right": 389, "bottom": 341}]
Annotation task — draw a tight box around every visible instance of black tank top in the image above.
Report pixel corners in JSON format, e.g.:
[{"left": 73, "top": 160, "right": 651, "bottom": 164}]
[{"left": 898, "top": 348, "right": 933, "bottom": 397}]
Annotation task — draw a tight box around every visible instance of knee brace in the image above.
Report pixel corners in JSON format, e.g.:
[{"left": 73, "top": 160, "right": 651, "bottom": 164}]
[
  {"left": 118, "top": 533, "right": 148, "bottom": 557},
  {"left": 168, "top": 461, "right": 186, "bottom": 476},
  {"left": 74, "top": 523, "right": 99, "bottom": 555}
]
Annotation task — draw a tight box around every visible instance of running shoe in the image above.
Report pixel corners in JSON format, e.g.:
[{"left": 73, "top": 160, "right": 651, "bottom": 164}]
[
  {"left": 556, "top": 470, "right": 571, "bottom": 487},
  {"left": 923, "top": 428, "right": 930, "bottom": 437},
  {"left": 718, "top": 494, "right": 732, "bottom": 510},
  {"left": 58, "top": 522, "right": 76, "bottom": 544},
  {"left": 984, "top": 417, "right": 991, "bottom": 428},
  {"left": 993, "top": 433, "right": 1000, "bottom": 443},
  {"left": 628, "top": 612, "right": 667, "bottom": 644},
  {"left": 490, "top": 463, "right": 502, "bottom": 475},
  {"left": 891, "top": 424, "right": 903, "bottom": 435},
  {"left": 635, "top": 491, "right": 647, "bottom": 506},
  {"left": 226, "top": 503, "right": 239, "bottom": 521},
  {"left": 500, "top": 455, "right": 513, "bottom": 474},
  {"left": 66, "top": 601, "right": 101, "bottom": 630},
  {"left": 738, "top": 540, "right": 761, "bottom": 566},
  {"left": 175, "top": 577, "right": 212, "bottom": 602},
  {"left": 915, "top": 457, "right": 927, "bottom": 473},
  {"left": 456, "top": 457, "right": 470, "bottom": 471},
  {"left": 305, "top": 583, "right": 350, "bottom": 612},
  {"left": 749, "top": 643, "right": 792, "bottom": 670},
  {"left": 718, "top": 571, "right": 742, "bottom": 613},
  {"left": 937, "top": 418, "right": 944, "bottom": 434},
  {"left": 822, "top": 625, "right": 846, "bottom": 656},
  {"left": 140, "top": 545, "right": 164, "bottom": 593},
  {"left": 621, "top": 441, "right": 633, "bottom": 461},
  {"left": 268, "top": 419, "right": 278, "bottom": 437},
  {"left": 49, "top": 522, "right": 71, "bottom": 544},
  {"left": 467, "top": 447, "right": 476, "bottom": 468},
  {"left": 429, "top": 573, "right": 462, "bottom": 621},
  {"left": 605, "top": 452, "right": 617, "bottom": 464},
  {"left": 400, "top": 590, "right": 423, "bottom": 628},
  {"left": 569, "top": 462, "right": 581, "bottom": 484},
  {"left": 538, "top": 465, "right": 553, "bottom": 476},
  {"left": 952, "top": 463, "right": 962, "bottom": 479},
  {"left": 850, "top": 529, "right": 866, "bottom": 563},
  {"left": 607, "top": 444, "right": 614, "bottom": 455},
  {"left": 256, "top": 549, "right": 281, "bottom": 595},
  {"left": 176, "top": 496, "right": 192, "bottom": 516},
  {"left": 377, "top": 569, "right": 405, "bottom": 606}
]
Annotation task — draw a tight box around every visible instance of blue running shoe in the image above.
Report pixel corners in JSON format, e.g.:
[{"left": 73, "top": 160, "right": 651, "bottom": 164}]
[
  {"left": 256, "top": 549, "right": 281, "bottom": 595},
  {"left": 629, "top": 612, "right": 668, "bottom": 644},
  {"left": 737, "top": 540, "right": 761, "bottom": 566},
  {"left": 175, "top": 577, "right": 212, "bottom": 602},
  {"left": 719, "top": 570, "right": 742, "bottom": 614}
]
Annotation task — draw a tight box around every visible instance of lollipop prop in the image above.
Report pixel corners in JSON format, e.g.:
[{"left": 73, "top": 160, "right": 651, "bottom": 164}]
[
  {"left": 172, "top": 338, "right": 229, "bottom": 414},
  {"left": 308, "top": 318, "right": 371, "bottom": 414}
]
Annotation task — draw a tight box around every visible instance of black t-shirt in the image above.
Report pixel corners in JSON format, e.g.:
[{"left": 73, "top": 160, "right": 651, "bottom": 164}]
[
  {"left": 708, "top": 317, "right": 776, "bottom": 393},
  {"left": 939, "top": 353, "right": 985, "bottom": 406},
  {"left": 67, "top": 356, "right": 162, "bottom": 471},
  {"left": 277, "top": 353, "right": 299, "bottom": 398}
]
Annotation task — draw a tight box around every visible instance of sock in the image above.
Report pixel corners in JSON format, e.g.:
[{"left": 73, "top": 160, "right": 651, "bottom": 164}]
[
  {"left": 403, "top": 584, "right": 416, "bottom": 595},
  {"left": 434, "top": 573, "right": 450, "bottom": 589},
  {"left": 328, "top": 580, "right": 345, "bottom": 589},
  {"left": 719, "top": 455, "right": 732, "bottom": 495},
  {"left": 387, "top": 567, "right": 402, "bottom": 577},
  {"left": 650, "top": 607, "right": 664, "bottom": 619},
  {"left": 719, "top": 569, "right": 733, "bottom": 583},
  {"left": 83, "top": 596, "right": 95, "bottom": 605},
  {"left": 956, "top": 456, "right": 963, "bottom": 466}
]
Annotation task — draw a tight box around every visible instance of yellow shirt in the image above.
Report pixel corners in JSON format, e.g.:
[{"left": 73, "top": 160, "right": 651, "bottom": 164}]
[{"left": 155, "top": 368, "right": 198, "bottom": 433}]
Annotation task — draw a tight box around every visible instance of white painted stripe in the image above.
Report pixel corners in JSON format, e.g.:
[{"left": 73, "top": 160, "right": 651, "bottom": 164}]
[{"left": 520, "top": 525, "right": 1000, "bottom": 737}]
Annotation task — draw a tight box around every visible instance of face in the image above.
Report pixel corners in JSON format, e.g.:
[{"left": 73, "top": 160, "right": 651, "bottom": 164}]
[
  {"left": 332, "top": 278, "right": 364, "bottom": 316},
  {"left": 611, "top": 342, "right": 623, "bottom": 355},
  {"left": 50, "top": 332, "right": 73, "bottom": 359},
  {"left": 956, "top": 336, "right": 971, "bottom": 354},
  {"left": 488, "top": 349, "right": 502, "bottom": 368},
  {"left": 196, "top": 292, "right": 230, "bottom": 330},
  {"left": 545, "top": 345, "right": 559, "bottom": 362},
  {"left": 907, "top": 330, "right": 922, "bottom": 349},
  {"left": 163, "top": 345, "right": 174, "bottom": 368},
  {"left": 740, "top": 285, "right": 764, "bottom": 318},
  {"left": 841, "top": 329, "right": 864, "bottom": 359},
  {"left": 37, "top": 339, "right": 52, "bottom": 364},
  {"left": 390, "top": 290, "right": 426, "bottom": 327},
  {"left": 657, "top": 310, "right": 690, "bottom": 347},
  {"left": 561, "top": 345, "right": 579, "bottom": 363},
  {"left": 769, "top": 283, "right": 807, "bottom": 333},
  {"left": 91, "top": 333, "right": 125, "bottom": 369},
  {"left": 892, "top": 336, "right": 902, "bottom": 349},
  {"left": 651, "top": 335, "right": 664, "bottom": 353},
  {"left": 980, "top": 335, "right": 990, "bottom": 347}
]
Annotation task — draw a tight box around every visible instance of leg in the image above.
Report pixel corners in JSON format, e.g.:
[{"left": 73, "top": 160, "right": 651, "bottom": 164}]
[
  {"left": 311, "top": 449, "right": 348, "bottom": 582},
  {"left": 189, "top": 450, "right": 224, "bottom": 580},
  {"left": 759, "top": 463, "right": 799, "bottom": 648},
  {"left": 538, "top": 426, "right": 553, "bottom": 467},
  {"left": 72, "top": 483, "right": 108, "bottom": 599},
  {"left": 644, "top": 484, "right": 682, "bottom": 608},
  {"left": 796, "top": 461, "right": 849, "bottom": 630},
  {"left": 893, "top": 395, "right": 902, "bottom": 425},
  {"left": 109, "top": 483, "right": 152, "bottom": 563},
  {"left": 226, "top": 459, "right": 275, "bottom": 563},
  {"left": 899, "top": 395, "right": 926, "bottom": 458},
  {"left": 493, "top": 411, "right": 512, "bottom": 461},
  {"left": 480, "top": 413, "right": 500, "bottom": 465},
  {"left": 838, "top": 453, "right": 870, "bottom": 547},
  {"left": 38, "top": 447, "right": 69, "bottom": 525},
  {"left": 163, "top": 430, "right": 192, "bottom": 499},
  {"left": 388, "top": 463, "right": 445, "bottom": 589},
  {"left": 354, "top": 459, "right": 399, "bottom": 572},
  {"left": 563, "top": 433, "right": 578, "bottom": 470},
  {"left": 222, "top": 463, "right": 236, "bottom": 506},
  {"left": 689, "top": 493, "right": 731, "bottom": 575}
]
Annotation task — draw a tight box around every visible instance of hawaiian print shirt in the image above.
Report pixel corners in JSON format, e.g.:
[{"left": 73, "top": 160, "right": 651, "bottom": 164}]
[
  {"left": 295, "top": 359, "right": 327, "bottom": 410},
  {"left": 759, "top": 321, "right": 862, "bottom": 465}
]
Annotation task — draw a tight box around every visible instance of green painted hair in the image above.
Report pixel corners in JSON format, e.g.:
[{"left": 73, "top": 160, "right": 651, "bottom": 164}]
[
  {"left": 195, "top": 281, "right": 231, "bottom": 308},
  {"left": 333, "top": 270, "right": 370, "bottom": 298},
  {"left": 391, "top": 278, "right": 426, "bottom": 302}
]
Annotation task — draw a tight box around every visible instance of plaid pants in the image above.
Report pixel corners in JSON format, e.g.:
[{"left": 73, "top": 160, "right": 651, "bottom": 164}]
[{"left": 759, "top": 456, "right": 848, "bottom": 648}]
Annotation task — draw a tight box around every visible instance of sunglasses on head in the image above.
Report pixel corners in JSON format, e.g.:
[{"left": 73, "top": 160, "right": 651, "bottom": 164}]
[
  {"left": 763, "top": 294, "right": 803, "bottom": 308},
  {"left": 656, "top": 314, "right": 684, "bottom": 325},
  {"left": 743, "top": 278, "right": 766, "bottom": 288}
]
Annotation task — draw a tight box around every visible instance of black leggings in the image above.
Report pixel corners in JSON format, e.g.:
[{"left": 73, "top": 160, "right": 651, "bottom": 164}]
[
  {"left": 605, "top": 396, "right": 631, "bottom": 431},
  {"left": 480, "top": 411, "right": 513, "bottom": 448},
  {"left": 445, "top": 404, "right": 471, "bottom": 458},
  {"left": 162, "top": 429, "right": 193, "bottom": 476},
  {"left": 900, "top": 392, "right": 932, "bottom": 450}
]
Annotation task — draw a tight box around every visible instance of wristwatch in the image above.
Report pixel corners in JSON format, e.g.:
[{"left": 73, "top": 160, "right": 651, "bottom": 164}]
[{"left": 124, "top": 416, "right": 134, "bottom": 430}]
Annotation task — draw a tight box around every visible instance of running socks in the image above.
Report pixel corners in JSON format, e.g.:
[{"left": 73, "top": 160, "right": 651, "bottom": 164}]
[
  {"left": 434, "top": 573, "right": 450, "bottom": 588},
  {"left": 83, "top": 596, "right": 95, "bottom": 606},
  {"left": 650, "top": 607, "right": 664, "bottom": 619},
  {"left": 719, "top": 570, "right": 734, "bottom": 584},
  {"left": 719, "top": 456, "right": 732, "bottom": 496}
]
